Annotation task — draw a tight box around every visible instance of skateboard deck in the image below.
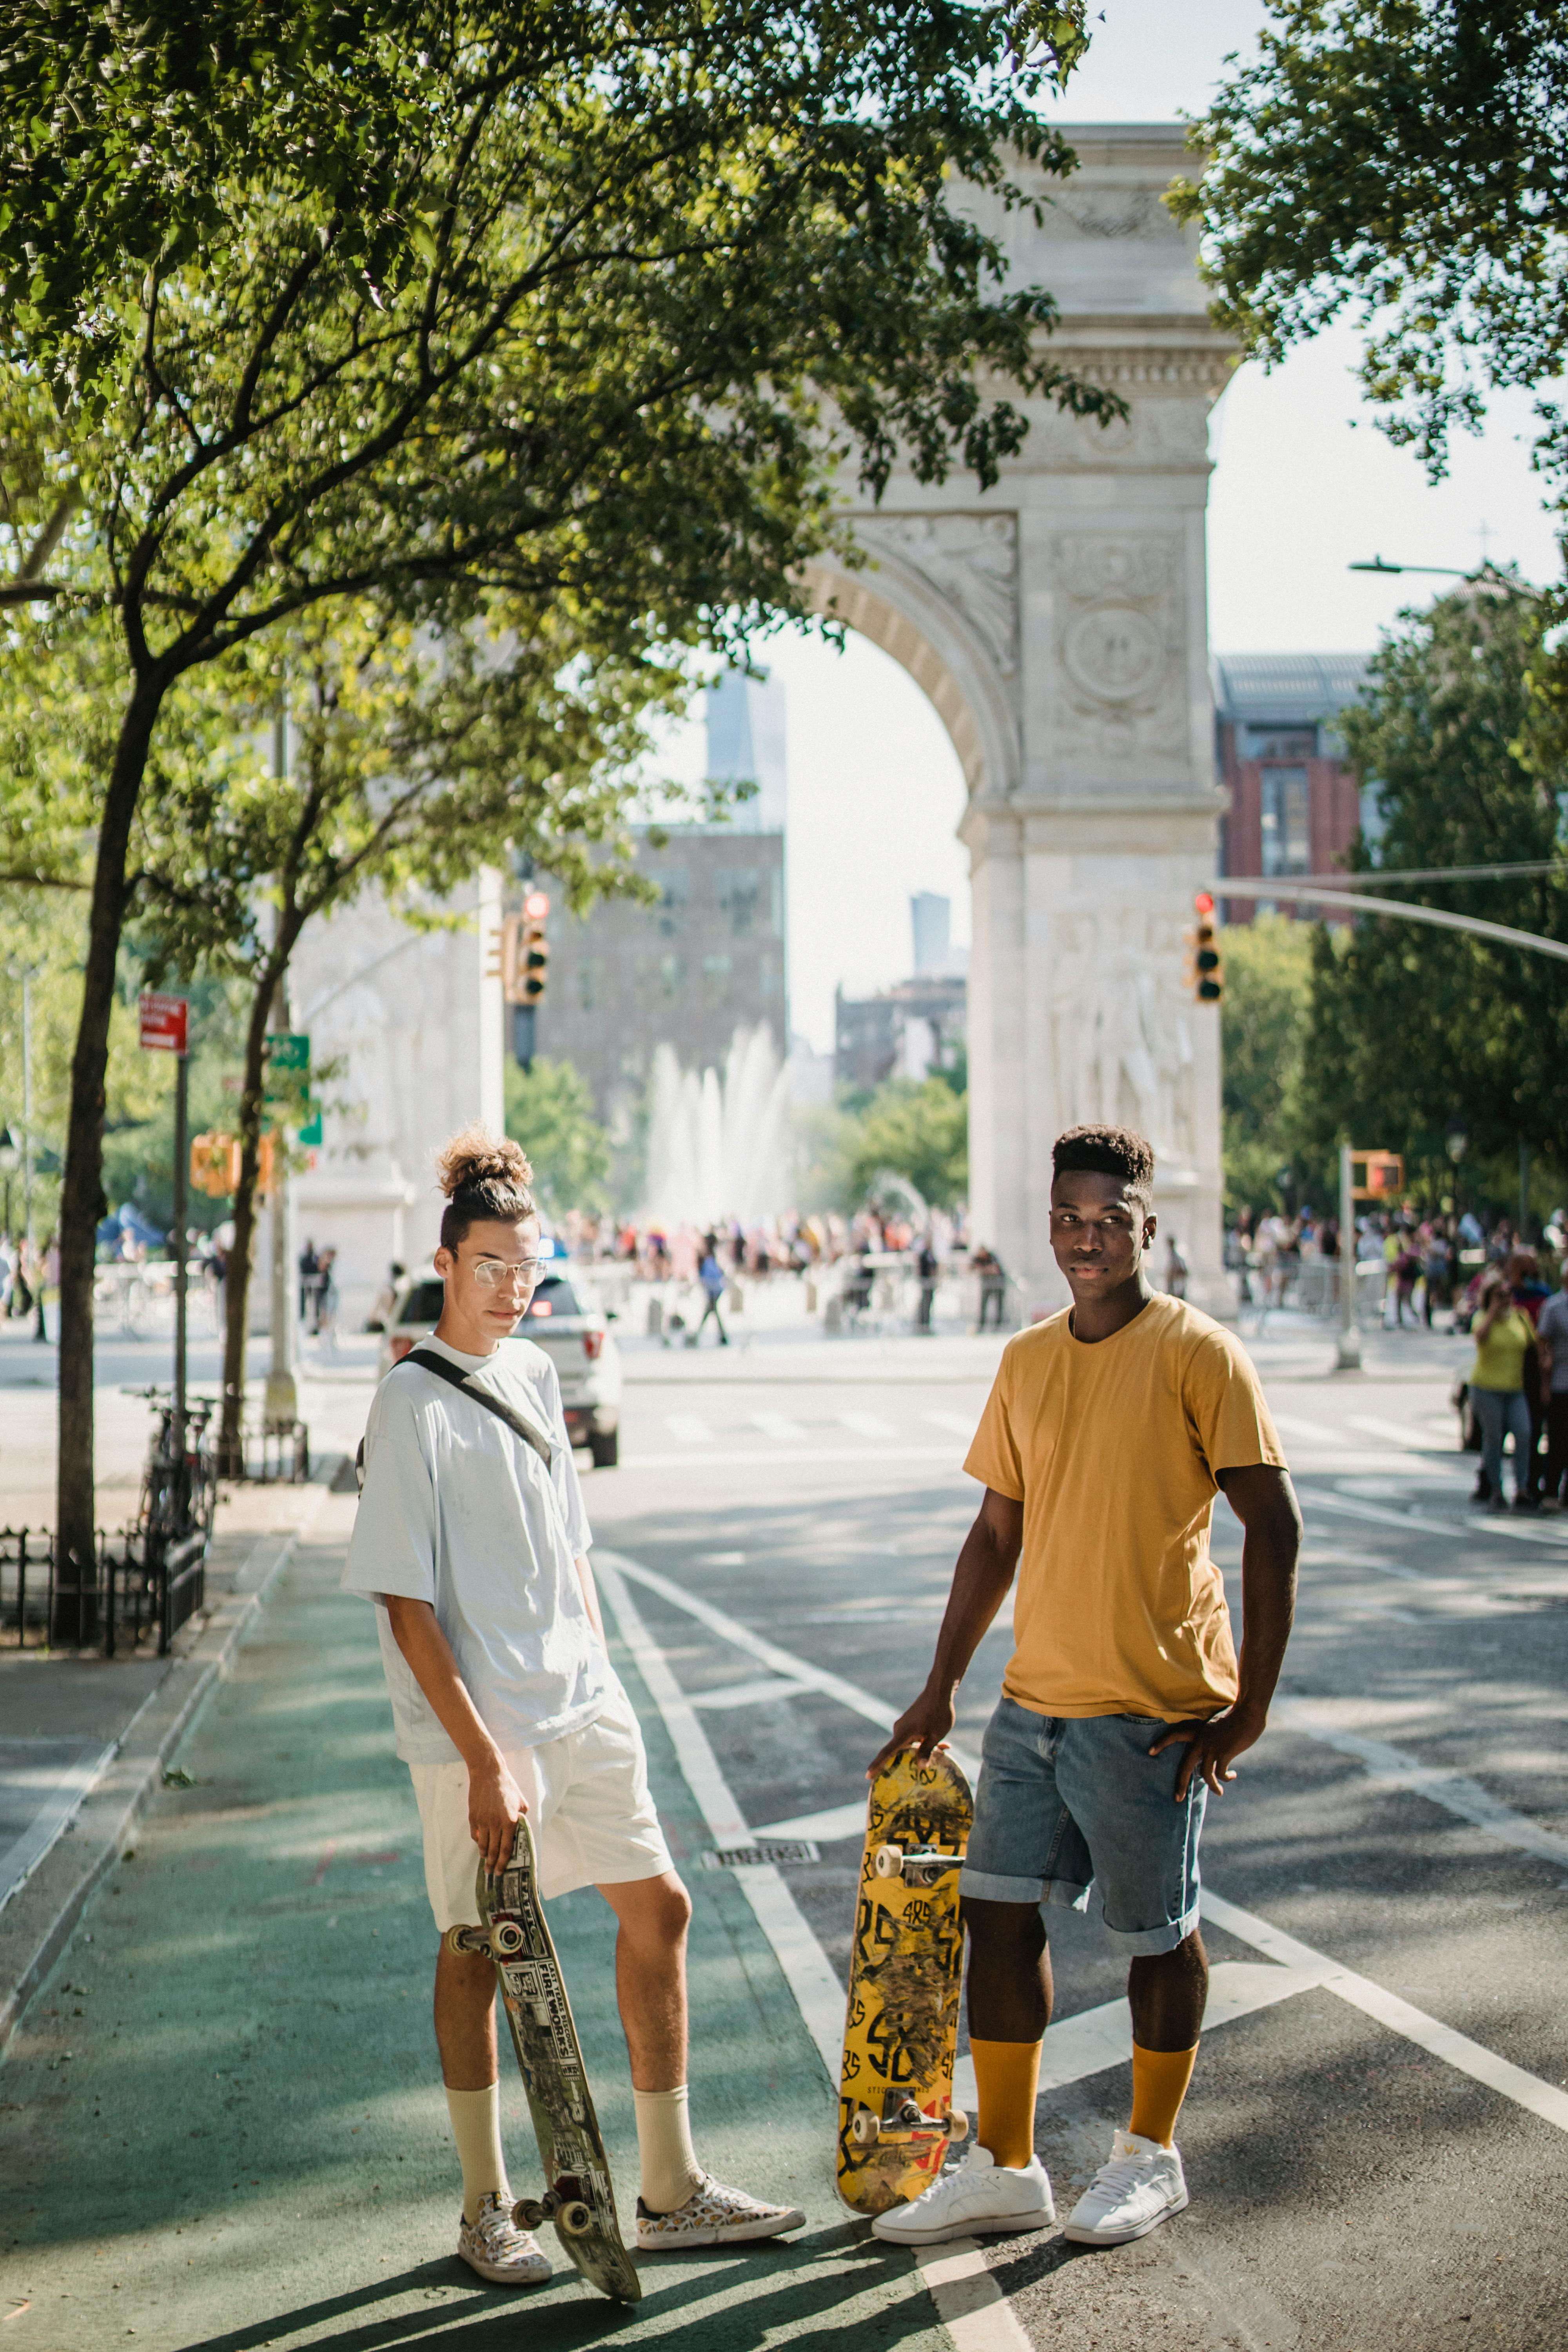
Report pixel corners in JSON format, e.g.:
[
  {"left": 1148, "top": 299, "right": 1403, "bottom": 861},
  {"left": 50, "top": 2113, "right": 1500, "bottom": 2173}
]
[
  {"left": 447, "top": 1819, "right": 640, "bottom": 2301},
  {"left": 837, "top": 1747, "right": 973, "bottom": 2216}
]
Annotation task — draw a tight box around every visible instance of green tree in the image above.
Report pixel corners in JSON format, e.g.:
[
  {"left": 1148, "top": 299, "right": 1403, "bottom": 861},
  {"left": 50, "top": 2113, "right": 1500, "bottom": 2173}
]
[
  {"left": 504, "top": 1058, "right": 612, "bottom": 1225},
  {"left": 1172, "top": 1, "right": 1568, "bottom": 488},
  {"left": 1218, "top": 913, "right": 1328, "bottom": 1215},
  {"left": 1296, "top": 584, "right": 1568, "bottom": 1181},
  {"left": 1, "top": 0, "right": 1118, "bottom": 1602},
  {"left": 845, "top": 1076, "right": 970, "bottom": 1212}
]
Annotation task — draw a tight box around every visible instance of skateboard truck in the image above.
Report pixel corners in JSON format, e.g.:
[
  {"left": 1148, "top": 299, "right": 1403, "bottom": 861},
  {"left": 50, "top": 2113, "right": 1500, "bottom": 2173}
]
[
  {"left": 848, "top": 2096, "right": 969, "bottom": 2149},
  {"left": 872, "top": 1844, "right": 962, "bottom": 1889},
  {"left": 514, "top": 2181, "right": 594, "bottom": 2236}
]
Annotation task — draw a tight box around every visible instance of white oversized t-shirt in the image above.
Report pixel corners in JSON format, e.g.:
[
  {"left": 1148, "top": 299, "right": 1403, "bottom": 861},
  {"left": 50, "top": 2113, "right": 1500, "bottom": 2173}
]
[{"left": 342, "top": 1333, "right": 608, "bottom": 1762}]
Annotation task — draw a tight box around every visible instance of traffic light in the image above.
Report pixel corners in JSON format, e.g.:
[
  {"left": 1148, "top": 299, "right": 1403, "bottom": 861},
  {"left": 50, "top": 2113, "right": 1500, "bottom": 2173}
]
[
  {"left": 257, "top": 1131, "right": 278, "bottom": 1197},
  {"left": 521, "top": 889, "right": 550, "bottom": 1005},
  {"left": 190, "top": 1131, "right": 241, "bottom": 1198},
  {"left": 1183, "top": 891, "right": 1223, "bottom": 1003}
]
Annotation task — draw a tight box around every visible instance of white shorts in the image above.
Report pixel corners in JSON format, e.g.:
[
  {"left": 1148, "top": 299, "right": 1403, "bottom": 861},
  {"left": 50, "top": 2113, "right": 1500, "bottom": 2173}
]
[{"left": 408, "top": 1679, "right": 673, "bottom": 1930}]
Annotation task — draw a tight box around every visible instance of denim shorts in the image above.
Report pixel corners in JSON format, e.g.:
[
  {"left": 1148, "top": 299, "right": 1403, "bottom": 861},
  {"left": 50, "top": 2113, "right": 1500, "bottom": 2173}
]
[{"left": 958, "top": 1695, "right": 1207, "bottom": 1955}]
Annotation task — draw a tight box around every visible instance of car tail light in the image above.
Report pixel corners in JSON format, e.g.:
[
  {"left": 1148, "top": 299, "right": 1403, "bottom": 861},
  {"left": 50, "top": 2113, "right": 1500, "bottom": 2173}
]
[
  {"left": 390, "top": 1333, "right": 416, "bottom": 1361},
  {"left": 528, "top": 1299, "right": 553, "bottom": 1318},
  {"left": 582, "top": 1329, "right": 604, "bottom": 1361}
]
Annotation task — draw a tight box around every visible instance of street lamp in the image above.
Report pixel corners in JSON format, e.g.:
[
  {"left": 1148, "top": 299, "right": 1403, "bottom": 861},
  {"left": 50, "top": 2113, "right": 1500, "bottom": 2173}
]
[
  {"left": 0, "top": 1124, "right": 17, "bottom": 1240},
  {"left": 1350, "top": 556, "right": 1546, "bottom": 601}
]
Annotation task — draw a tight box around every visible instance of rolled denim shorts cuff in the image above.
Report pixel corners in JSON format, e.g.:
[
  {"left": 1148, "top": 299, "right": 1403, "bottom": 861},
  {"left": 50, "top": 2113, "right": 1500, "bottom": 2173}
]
[
  {"left": 958, "top": 1864, "right": 1056, "bottom": 1906},
  {"left": 1099, "top": 1896, "right": 1202, "bottom": 1956}
]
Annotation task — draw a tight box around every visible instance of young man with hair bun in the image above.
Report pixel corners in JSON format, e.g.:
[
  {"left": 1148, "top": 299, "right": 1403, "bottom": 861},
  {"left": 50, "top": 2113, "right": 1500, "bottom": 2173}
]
[
  {"left": 344, "top": 1126, "right": 802, "bottom": 2285},
  {"left": 871, "top": 1123, "right": 1301, "bottom": 2251}
]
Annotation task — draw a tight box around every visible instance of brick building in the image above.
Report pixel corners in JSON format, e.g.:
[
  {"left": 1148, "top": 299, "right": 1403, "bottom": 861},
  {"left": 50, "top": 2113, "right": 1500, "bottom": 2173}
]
[{"left": 1213, "top": 653, "right": 1371, "bottom": 915}]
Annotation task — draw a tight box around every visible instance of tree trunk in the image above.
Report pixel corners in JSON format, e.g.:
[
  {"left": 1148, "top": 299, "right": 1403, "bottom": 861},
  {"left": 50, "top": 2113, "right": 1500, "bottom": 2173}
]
[
  {"left": 53, "top": 681, "right": 163, "bottom": 1643},
  {"left": 216, "top": 978, "right": 278, "bottom": 1478}
]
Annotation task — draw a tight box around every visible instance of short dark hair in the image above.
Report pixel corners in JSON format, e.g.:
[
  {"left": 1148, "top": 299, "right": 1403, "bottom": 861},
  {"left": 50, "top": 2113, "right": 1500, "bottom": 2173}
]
[
  {"left": 1052, "top": 1124, "right": 1155, "bottom": 1206},
  {"left": 435, "top": 1124, "right": 536, "bottom": 1251}
]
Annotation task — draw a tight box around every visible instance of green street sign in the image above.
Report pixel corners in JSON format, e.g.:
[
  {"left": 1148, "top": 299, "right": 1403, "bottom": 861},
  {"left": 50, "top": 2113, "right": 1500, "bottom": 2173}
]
[
  {"left": 297, "top": 1107, "right": 323, "bottom": 1147},
  {"left": 265, "top": 1032, "right": 309, "bottom": 1071}
]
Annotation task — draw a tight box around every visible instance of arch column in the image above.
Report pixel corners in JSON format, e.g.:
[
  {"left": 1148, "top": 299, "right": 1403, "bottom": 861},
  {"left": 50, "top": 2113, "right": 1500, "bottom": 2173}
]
[{"left": 811, "top": 124, "right": 1236, "bottom": 1318}]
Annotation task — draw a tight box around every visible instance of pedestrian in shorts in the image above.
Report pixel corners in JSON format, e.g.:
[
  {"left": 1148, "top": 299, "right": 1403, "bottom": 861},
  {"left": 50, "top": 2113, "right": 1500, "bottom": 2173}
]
[
  {"left": 870, "top": 1123, "right": 1300, "bottom": 2252},
  {"left": 344, "top": 1128, "right": 802, "bottom": 2285}
]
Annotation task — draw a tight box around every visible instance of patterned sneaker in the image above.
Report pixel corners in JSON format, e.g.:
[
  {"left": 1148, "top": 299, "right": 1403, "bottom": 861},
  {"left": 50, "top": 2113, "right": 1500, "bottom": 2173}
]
[
  {"left": 1062, "top": 2129, "right": 1188, "bottom": 2246},
  {"left": 457, "top": 2190, "right": 553, "bottom": 2285},
  {"left": 636, "top": 2173, "right": 806, "bottom": 2250}
]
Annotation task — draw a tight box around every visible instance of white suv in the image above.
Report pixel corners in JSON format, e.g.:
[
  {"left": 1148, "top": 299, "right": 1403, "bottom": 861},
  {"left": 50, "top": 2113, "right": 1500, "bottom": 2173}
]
[{"left": 378, "top": 1264, "right": 623, "bottom": 1466}]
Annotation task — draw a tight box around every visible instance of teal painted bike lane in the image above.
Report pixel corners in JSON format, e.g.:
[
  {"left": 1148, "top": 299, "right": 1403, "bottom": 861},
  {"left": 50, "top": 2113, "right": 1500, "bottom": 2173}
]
[{"left": 0, "top": 1503, "right": 948, "bottom": 2352}]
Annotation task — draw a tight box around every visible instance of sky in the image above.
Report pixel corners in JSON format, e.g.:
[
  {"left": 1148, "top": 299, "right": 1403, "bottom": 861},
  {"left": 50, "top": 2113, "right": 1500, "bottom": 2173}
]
[{"left": 655, "top": 0, "right": 1562, "bottom": 1055}]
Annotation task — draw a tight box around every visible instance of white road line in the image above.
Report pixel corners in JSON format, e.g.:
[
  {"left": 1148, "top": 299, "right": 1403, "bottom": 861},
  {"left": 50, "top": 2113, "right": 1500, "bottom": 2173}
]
[
  {"left": 597, "top": 1548, "right": 982, "bottom": 1780},
  {"left": 925, "top": 1410, "right": 976, "bottom": 1439},
  {"left": 593, "top": 1558, "right": 844, "bottom": 2080},
  {"left": 952, "top": 1961, "right": 1324, "bottom": 2109},
  {"left": 751, "top": 1409, "right": 810, "bottom": 1443},
  {"left": 621, "top": 1445, "right": 966, "bottom": 1472},
  {"left": 840, "top": 1410, "right": 898, "bottom": 1439},
  {"left": 1271, "top": 1410, "right": 1346, "bottom": 1445},
  {"left": 687, "top": 1676, "right": 813, "bottom": 1712},
  {"left": 664, "top": 1412, "right": 715, "bottom": 1445},
  {"left": 1310, "top": 1488, "right": 1568, "bottom": 1551},
  {"left": 595, "top": 1555, "right": 1024, "bottom": 2352},
  {"left": 1272, "top": 1698, "right": 1568, "bottom": 1866},
  {"left": 751, "top": 1800, "right": 868, "bottom": 1843},
  {"left": 1202, "top": 1889, "right": 1568, "bottom": 2139},
  {"left": 1347, "top": 1412, "right": 1446, "bottom": 1450}
]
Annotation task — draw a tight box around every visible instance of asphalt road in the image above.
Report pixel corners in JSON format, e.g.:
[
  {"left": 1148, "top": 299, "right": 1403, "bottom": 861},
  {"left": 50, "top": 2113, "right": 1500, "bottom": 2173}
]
[{"left": 5, "top": 1308, "right": 1568, "bottom": 2350}]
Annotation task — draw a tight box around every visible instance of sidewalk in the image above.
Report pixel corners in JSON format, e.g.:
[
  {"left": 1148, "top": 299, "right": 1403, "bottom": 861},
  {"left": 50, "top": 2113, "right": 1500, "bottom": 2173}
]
[
  {"left": 0, "top": 1504, "right": 949, "bottom": 2352},
  {"left": 0, "top": 1473, "right": 339, "bottom": 2051}
]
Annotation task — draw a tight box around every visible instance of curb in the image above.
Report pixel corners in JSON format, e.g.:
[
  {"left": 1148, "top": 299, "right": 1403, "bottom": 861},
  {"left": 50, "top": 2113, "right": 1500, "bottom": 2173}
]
[{"left": 0, "top": 1477, "right": 335, "bottom": 2055}]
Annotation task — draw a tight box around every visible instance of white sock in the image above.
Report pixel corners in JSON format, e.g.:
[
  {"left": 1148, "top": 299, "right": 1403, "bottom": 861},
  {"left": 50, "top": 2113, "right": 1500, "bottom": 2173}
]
[
  {"left": 446, "top": 2082, "right": 510, "bottom": 2224},
  {"left": 633, "top": 2084, "right": 704, "bottom": 2213}
]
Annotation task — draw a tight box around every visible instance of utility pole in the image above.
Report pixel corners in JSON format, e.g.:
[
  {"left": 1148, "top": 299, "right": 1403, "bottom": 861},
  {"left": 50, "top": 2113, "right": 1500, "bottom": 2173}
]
[
  {"left": 20, "top": 965, "right": 34, "bottom": 1247},
  {"left": 1336, "top": 1143, "right": 1361, "bottom": 1372},
  {"left": 263, "top": 702, "right": 298, "bottom": 1437}
]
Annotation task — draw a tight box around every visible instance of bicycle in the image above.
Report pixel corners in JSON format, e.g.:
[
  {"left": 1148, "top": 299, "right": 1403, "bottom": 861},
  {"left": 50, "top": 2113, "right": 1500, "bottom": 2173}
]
[{"left": 125, "top": 1385, "right": 219, "bottom": 1546}]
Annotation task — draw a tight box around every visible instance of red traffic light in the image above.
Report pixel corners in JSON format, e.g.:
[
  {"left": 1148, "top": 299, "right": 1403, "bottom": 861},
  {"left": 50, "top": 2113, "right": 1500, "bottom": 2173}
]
[
  {"left": 1193, "top": 891, "right": 1215, "bottom": 916},
  {"left": 523, "top": 890, "right": 550, "bottom": 920}
]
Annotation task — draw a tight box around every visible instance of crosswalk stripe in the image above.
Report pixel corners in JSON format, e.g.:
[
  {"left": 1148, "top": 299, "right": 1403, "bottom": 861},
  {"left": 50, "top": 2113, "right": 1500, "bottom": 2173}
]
[
  {"left": 838, "top": 1410, "right": 896, "bottom": 1439},
  {"left": 664, "top": 1412, "right": 714, "bottom": 1445},
  {"left": 751, "top": 1410, "right": 809, "bottom": 1443},
  {"left": 924, "top": 1410, "right": 975, "bottom": 1439}
]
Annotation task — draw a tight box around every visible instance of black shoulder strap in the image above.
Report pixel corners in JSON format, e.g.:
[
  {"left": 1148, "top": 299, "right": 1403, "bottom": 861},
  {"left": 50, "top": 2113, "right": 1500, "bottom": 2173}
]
[{"left": 402, "top": 1347, "right": 555, "bottom": 1466}]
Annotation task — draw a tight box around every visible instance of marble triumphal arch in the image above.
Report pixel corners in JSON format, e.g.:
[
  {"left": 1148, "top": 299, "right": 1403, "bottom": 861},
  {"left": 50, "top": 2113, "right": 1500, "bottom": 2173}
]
[{"left": 808, "top": 124, "right": 1234, "bottom": 1312}]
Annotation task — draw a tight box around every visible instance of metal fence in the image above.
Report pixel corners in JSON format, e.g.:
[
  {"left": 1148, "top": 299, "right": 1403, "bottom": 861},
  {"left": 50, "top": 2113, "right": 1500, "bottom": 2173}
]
[{"left": 0, "top": 1517, "right": 207, "bottom": 1659}]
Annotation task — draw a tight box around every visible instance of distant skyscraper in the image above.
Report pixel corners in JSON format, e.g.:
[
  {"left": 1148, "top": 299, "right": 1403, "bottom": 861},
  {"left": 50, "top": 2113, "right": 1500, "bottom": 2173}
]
[
  {"left": 706, "top": 668, "right": 788, "bottom": 833},
  {"left": 910, "top": 892, "right": 952, "bottom": 975}
]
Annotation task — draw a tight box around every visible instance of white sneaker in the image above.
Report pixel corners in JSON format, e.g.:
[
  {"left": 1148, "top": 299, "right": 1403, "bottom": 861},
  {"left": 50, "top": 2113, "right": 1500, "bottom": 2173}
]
[
  {"left": 869, "top": 2144, "right": 1056, "bottom": 2245},
  {"left": 1062, "top": 2129, "right": 1188, "bottom": 2245},
  {"left": 457, "top": 2190, "right": 552, "bottom": 2285}
]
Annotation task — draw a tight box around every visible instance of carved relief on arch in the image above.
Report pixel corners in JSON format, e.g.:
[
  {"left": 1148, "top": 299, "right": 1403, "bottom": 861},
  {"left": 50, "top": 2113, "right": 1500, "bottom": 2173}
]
[
  {"left": 1049, "top": 532, "right": 1187, "bottom": 761},
  {"left": 852, "top": 512, "right": 1019, "bottom": 677}
]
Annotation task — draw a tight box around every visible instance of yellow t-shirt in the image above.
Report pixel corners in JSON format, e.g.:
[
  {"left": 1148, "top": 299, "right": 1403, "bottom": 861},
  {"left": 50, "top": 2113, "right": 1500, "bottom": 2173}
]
[
  {"left": 1470, "top": 1307, "right": 1532, "bottom": 1393},
  {"left": 964, "top": 1292, "right": 1287, "bottom": 1724}
]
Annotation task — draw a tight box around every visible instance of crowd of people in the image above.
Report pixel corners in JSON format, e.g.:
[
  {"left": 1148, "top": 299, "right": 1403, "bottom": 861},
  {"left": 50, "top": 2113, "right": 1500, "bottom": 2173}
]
[
  {"left": 0, "top": 1231, "right": 55, "bottom": 1341},
  {"left": 1227, "top": 1198, "right": 1568, "bottom": 1332}
]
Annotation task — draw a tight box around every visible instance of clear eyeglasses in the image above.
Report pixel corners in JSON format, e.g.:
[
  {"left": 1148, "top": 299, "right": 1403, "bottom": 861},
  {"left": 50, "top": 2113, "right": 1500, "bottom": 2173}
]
[{"left": 470, "top": 1256, "right": 543, "bottom": 1292}]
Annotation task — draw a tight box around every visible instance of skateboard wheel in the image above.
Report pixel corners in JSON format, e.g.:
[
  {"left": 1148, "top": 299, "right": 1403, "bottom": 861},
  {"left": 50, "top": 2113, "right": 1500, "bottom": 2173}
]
[
  {"left": 873, "top": 1845, "right": 903, "bottom": 1879},
  {"left": 947, "top": 2108, "right": 969, "bottom": 2143},
  {"left": 493, "top": 1921, "right": 526, "bottom": 1955},
  {"left": 558, "top": 2200, "right": 593, "bottom": 2236},
  {"left": 849, "top": 2109, "right": 880, "bottom": 2147},
  {"left": 513, "top": 2197, "right": 546, "bottom": 2228}
]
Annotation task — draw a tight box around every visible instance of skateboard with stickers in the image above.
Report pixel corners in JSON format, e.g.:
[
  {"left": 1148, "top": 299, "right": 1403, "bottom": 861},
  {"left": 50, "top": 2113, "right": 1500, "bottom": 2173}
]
[
  {"left": 445, "top": 1818, "right": 641, "bottom": 2301},
  {"left": 836, "top": 1747, "right": 974, "bottom": 2216}
]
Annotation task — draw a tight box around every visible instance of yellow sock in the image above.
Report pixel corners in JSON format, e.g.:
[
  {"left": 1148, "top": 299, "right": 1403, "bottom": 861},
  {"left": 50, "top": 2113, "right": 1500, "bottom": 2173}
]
[
  {"left": 445, "top": 2082, "right": 510, "bottom": 2223},
  {"left": 1129, "top": 2042, "right": 1198, "bottom": 2148},
  {"left": 970, "top": 2037, "right": 1043, "bottom": 2172}
]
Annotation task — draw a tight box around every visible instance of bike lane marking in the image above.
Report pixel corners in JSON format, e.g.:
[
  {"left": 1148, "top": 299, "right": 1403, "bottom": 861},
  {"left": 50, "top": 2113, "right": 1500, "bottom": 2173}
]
[
  {"left": 601, "top": 1548, "right": 1568, "bottom": 2145},
  {"left": 595, "top": 1555, "right": 1030, "bottom": 2352}
]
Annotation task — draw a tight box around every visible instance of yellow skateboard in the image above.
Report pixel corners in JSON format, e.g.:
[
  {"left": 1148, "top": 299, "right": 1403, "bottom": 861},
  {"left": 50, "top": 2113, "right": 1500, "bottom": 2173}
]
[{"left": 837, "top": 1748, "right": 973, "bottom": 2215}]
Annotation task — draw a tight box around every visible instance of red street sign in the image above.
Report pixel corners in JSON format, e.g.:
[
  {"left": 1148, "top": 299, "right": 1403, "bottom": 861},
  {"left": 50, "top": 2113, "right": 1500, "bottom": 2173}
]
[{"left": 138, "top": 991, "right": 189, "bottom": 1054}]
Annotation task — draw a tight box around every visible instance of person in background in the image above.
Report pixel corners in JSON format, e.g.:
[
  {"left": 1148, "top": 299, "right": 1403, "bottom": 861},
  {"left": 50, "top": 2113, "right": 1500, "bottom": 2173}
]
[
  {"left": 1468, "top": 1267, "right": 1536, "bottom": 1512},
  {"left": 1534, "top": 1256, "right": 1568, "bottom": 1508},
  {"left": 368, "top": 1260, "right": 406, "bottom": 1334},
  {"left": 1422, "top": 1221, "right": 1452, "bottom": 1326},
  {"left": 694, "top": 1234, "right": 728, "bottom": 1347},
  {"left": 915, "top": 1234, "right": 939, "bottom": 1332},
  {"left": 1509, "top": 1249, "right": 1550, "bottom": 1496},
  {"left": 975, "top": 1246, "right": 1009, "bottom": 1332},
  {"left": 1164, "top": 1235, "right": 1188, "bottom": 1299}
]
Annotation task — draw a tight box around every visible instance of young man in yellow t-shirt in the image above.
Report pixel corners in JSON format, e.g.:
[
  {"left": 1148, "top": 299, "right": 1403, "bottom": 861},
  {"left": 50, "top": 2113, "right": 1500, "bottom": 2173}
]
[{"left": 870, "top": 1123, "right": 1301, "bottom": 2251}]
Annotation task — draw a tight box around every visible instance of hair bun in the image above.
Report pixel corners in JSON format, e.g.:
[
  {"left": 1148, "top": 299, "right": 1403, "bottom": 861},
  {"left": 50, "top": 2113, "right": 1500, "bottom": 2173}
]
[{"left": 435, "top": 1123, "right": 534, "bottom": 1200}]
